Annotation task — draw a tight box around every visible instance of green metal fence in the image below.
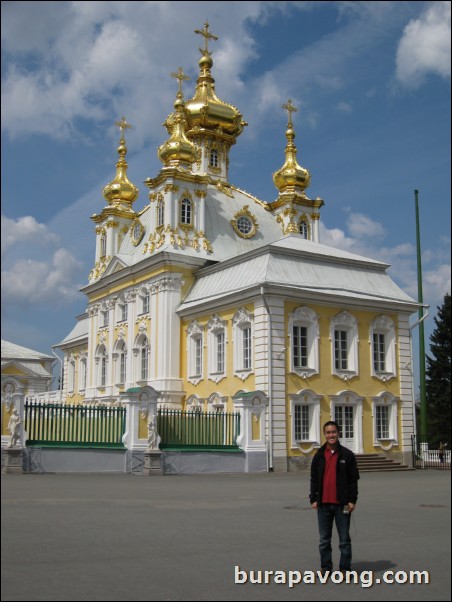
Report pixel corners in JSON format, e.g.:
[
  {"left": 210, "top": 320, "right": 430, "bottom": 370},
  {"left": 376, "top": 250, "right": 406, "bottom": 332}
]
[
  {"left": 24, "top": 401, "right": 126, "bottom": 448},
  {"left": 158, "top": 409, "right": 241, "bottom": 450}
]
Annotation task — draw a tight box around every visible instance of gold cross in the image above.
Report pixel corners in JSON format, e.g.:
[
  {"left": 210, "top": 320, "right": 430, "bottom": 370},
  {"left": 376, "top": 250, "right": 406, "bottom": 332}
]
[
  {"left": 282, "top": 99, "right": 298, "bottom": 126},
  {"left": 114, "top": 116, "right": 132, "bottom": 141},
  {"left": 194, "top": 21, "right": 218, "bottom": 55},
  {"left": 171, "top": 67, "right": 190, "bottom": 96}
]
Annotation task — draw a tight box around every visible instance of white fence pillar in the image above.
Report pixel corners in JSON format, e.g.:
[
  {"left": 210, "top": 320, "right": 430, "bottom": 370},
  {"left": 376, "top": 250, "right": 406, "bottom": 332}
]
[{"left": 120, "top": 386, "right": 160, "bottom": 451}]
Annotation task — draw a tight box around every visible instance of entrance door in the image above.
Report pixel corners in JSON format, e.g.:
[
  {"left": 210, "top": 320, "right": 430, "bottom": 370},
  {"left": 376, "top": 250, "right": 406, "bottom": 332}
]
[{"left": 334, "top": 405, "right": 355, "bottom": 451}]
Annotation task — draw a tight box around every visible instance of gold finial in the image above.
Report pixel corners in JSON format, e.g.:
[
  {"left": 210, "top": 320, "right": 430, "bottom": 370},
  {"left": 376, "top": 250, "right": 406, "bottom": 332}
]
[
  {"left": 114, "top": 116, "right": 132, "bottom": 142},
  {"left": 171, "top": 67, "right": 190, "bottom": 97},
  {"left": 282, "top": 99, "right": 297, "bottom": 127},
  {"left": 194, "top": 21, "right": 218, "bottom": 55}
]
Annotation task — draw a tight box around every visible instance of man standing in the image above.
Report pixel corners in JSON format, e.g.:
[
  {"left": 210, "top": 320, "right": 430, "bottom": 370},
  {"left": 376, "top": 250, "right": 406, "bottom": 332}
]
[{"left": 310, "top": 421, "right": 359, "bottom": 572}]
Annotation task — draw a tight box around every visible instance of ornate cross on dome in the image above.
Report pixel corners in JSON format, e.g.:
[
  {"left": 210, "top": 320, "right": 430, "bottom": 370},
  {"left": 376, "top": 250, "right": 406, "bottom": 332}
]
[
  {"left": 114, "top": 116, "right": 132, "bottom": 141},
  {"left": 171, "top": 67, "right": 190, "bottom": 96},
  {"left": 195, "top": 21, "right": 218, "bottom": 55},
  {"left": 282, "top": 99, "right": 298, "bottom": 127}
]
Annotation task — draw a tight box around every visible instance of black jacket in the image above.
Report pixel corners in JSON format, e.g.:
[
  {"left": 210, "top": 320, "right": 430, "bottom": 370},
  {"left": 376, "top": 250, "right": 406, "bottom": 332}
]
[{"left": 309, "top": 443, "right": 359, "bottom": 505}]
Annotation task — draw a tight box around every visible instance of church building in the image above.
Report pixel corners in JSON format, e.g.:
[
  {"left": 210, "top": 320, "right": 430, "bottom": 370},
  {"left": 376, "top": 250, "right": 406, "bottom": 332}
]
[{"left": 57, "top": 23, "right": 418, "bottom": 471}]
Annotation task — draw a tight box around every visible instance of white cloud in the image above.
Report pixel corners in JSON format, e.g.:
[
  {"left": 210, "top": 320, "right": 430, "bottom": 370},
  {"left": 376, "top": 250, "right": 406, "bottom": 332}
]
[
  {"left": 347, "top": 213, "right": 386, "bottom": 239},
  {"left": 1, "top": 215, "right": 59, "bottom": 253},
  {"left": 396, "top": 1, "right": 451, "bottom": 87},
  {"left": 319, "top": 214, "right": 450, "bottom": 312},
  {"left": 1, "top": 248, "right": 83, "bottom": 306},
  {"left": 335, "top": 101, "right": 353, "bottom": 113}
]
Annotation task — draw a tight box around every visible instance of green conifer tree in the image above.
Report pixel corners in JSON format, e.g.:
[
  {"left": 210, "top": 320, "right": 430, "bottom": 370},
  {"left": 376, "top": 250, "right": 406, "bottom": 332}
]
[{"left": 426, "top": 293, "right": 451, "bottom": 445}]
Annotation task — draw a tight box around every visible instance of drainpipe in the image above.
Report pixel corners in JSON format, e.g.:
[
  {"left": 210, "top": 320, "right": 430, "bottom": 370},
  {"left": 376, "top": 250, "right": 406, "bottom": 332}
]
[
  {"left": 52, "top": 351, "right": 63, "bottom": 402},
  {"left": 261, "top": 286, "right": 274, "bottom": 471}
]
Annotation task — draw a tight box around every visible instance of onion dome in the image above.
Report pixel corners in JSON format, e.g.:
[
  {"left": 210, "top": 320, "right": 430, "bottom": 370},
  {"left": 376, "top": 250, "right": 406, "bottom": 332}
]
[
  {"left": 184, "top": 22, "right": 247, "bottom": 142},
  {"left": 158, "top": 68, "right": 197, "bottom": 167},
  {"left": 103, "top": 117, "right": 139, "bottom": 207},
  {"left": 273, "top": 100, "right": 311, "bottom": 193}
]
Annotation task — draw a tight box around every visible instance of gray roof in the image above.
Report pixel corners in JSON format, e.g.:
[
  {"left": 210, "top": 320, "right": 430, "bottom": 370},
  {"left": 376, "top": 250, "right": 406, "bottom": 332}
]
[
  {"left": 179, "top": 235, "right": 417, "bottom": 313},
  {"left": 1, "top": 340, "right": 53, "bottom": 361}
]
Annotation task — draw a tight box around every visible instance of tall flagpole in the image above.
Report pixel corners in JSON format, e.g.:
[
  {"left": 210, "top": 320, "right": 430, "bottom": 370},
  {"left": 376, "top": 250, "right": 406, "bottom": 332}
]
[{"left": 415, "top": 189, "right": 427, "bottom": 441}]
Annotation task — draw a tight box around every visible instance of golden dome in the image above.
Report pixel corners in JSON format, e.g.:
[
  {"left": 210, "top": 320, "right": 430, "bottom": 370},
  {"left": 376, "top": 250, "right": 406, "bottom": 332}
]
[
  {"left": 185, "top": 22, "right": 247, "bottom": 142},
  {"left": 273, "top": 100, "right": 311, "bottom": 193},
  {"left": 158, "top": 68, "right": 197, "bottom": 167},
  {"left": 103, "top": 117, "right": 139, "bottom": 206}
]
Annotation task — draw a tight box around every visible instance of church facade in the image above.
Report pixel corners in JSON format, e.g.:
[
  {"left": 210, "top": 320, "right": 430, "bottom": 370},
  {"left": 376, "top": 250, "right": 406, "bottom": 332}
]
[{"left": 57, "top": 23, "right": 418, "bottom": 470}]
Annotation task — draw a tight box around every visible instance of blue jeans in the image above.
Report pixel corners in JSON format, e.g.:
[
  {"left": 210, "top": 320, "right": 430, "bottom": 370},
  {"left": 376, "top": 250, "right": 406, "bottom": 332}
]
[{"left": 317, "top": 504, "right": 352, "bottom": 570}]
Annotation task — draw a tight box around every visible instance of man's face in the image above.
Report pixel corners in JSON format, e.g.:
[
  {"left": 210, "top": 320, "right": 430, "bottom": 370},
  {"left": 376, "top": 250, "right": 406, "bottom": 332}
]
[{"left": 324, "top": 425, "right": 339, "bottom": 446}]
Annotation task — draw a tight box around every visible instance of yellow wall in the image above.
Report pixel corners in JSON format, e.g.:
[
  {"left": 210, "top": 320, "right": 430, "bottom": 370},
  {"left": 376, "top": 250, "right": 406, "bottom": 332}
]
[
  {"left": 284, "top": 301, "right": 401, "bottom": 456},
  {"left": 181, "top": 303, "right": 256, "bottom": 412}
]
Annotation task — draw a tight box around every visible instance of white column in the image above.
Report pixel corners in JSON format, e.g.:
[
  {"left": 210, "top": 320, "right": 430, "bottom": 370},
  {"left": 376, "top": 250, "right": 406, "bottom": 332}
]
[
  {"left": 85, "top": 304, "right": 99, "bottom": 397},
  {"left": 125, "top": 289, "right": 137, "bottom": 389}
]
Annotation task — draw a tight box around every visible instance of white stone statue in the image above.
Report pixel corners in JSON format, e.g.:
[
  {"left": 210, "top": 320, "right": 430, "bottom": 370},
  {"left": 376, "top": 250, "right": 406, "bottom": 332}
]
[
  {"left": 7, "top": 408, "right": 22, "bottom": 448},
  {"left": 147, "top": 413, "right": 161, "bottom": 450}
]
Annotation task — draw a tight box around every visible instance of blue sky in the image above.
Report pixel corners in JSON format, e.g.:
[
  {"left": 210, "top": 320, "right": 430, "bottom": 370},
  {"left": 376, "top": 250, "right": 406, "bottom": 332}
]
[{"left": 1, "top": 1, "right": 450, "bottom": 387}]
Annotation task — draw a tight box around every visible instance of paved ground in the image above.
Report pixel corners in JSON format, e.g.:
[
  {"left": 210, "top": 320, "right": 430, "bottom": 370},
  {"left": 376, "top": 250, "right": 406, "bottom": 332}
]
[{"left": 1, "top": 470, "right": 450, "bottom": 601}]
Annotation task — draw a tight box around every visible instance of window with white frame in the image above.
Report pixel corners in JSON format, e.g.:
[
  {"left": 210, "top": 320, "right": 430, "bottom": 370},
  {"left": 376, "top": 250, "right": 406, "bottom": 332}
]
[
  {"left": 117, "top": 299, "right": 128, "bottom": 322},
  {"left": 115, "top": 340, "right": 127, "bottom": 385},
  {"left": 290, "top": 389, "right": 321, "bottom": 447},
  {"left": 209, "top": 149, "right": 219, "bottom": 167},
  {"left": 289, "top": 307, "right": 319, "bottom": 377},
  {"left": 101, "top": 308, "right": 109, "bottom": 327},
  {"left": 96, "top": 345, "right": 107, "bottom": 388},
  {"left": 79, "top": 356, "right": 87, "bottom": 391},
  {"left": 370, "top": 315, "right": 397, "bottom": 381},
  {"left": 67, "top": 358, "right": 76, "bottom": 393},
  {"left": 330, "top": 311, "right": 359, "bottom": 379},
  {"left": 139, "top": 337, "right": 149, "bottom": 381},
  {"left": 157, "top": 199, "right": 165, "bottom": 228},
  {"left": 232, "top": 308, "right": 254, "bottom": 379},
  {"left": 100, "top": 231, "right": 107, "bottom": 258},
  {"left": 372, "top": 392, "right": 398, "bottom": 444},
  {"left": 187, "top": 321, "right": 204, "bottom": 385},
  {"left": 207, "top": 314, "right": 227, "bottom": 383},
  {"left": 140, "top": 290, "right": 150, "bottom": 314},
  {"left": 299, "top": 219, "right": 309, "bottom": 239},
  {"left": 180, "top": 197, "right": 193, "bottom": 225}
]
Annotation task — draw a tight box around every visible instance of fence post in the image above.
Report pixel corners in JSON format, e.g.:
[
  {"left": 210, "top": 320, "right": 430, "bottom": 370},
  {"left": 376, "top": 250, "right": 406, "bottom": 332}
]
[
  {"left": 233, "top": 390, "right": 268, "bottom": 472},
  {"left": 1, "top": 378, "right": 26, "bottom": 474}
]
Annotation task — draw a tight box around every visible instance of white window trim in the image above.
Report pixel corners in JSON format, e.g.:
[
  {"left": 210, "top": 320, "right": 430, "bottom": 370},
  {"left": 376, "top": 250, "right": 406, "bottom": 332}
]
[
  {"left": 78, "top": 354, "right": 87, "bottom": 393},
  {"left": 370, "top": 315, "right": 397, "bottom": 381},
  {"left": 233, "top": 307, "right": 254, "bottom": 381},
  {"left": 372, "top": 392, "right": 399, "bottom": 450},
  {"left": 187, "top": 320, "right": 204, "bottom": 385},
  {"left": 330, "top": 311, "right": 359, "bottom": 380},
  {"left": 67, "top": 357, "right": 76, "bottom": 394},
  {"left": 290, "top": 389, "right": 322, "bottom": 452},
  {"left": 330, "top": 390, "right": 364, "bottom": 454},
  {"left": 113, "top": 339, "right": 127, "bottom": 386},
  {"left": 95, "top": 344, "right": 108, "bottom": 389},
  {"left": 207, "top": 314, "right": 227, "bottom": 384},
  {"left": 186, "top": 394, "right": 204, "bottom": 413},
  {"left": 207, "top": 392, "right": 227, "bottom": 413},
  {"left": 289, "top": 306, "right": 319, "bottom": 377}
]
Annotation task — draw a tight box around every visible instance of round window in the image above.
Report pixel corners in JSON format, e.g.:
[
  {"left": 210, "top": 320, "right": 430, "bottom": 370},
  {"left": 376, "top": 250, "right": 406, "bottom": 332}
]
[{"left": 236, "top": 215, "right": 253, "bottom": 235}]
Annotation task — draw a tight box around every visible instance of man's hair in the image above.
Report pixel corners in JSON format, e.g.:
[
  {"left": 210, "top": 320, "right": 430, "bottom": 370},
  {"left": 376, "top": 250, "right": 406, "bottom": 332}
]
[{"left": 323, "top": 420, "right": 340, "bottom": 434}]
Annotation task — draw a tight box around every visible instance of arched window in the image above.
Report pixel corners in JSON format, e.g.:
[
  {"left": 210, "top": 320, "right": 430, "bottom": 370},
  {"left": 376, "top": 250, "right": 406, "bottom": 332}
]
[
  {"left": 115, "top": 340, "right": 127, "bottom": 385},
  {"left": 95, "top": 345, "right": 107, "bottom": 388},
  {"left": 299, "top": 219, "right": 309, "bottom": 239},
  {"left": 157, "top": 199, "right": 165, "bottom": 227},
  {"left": 209, "top": 149, "right": 219, "bottom": 167},
  {"left": 140, "top": 337, "right": 149, "bottom": 381},
  {"left": 181, "top": 197, "right": 192, "bottom": 225},
  {"left": 100, "top": 231, "right": 107, "bottom": 258},
  {"left": 79, "top": 356, "right": 87, "bottom": 391}
]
